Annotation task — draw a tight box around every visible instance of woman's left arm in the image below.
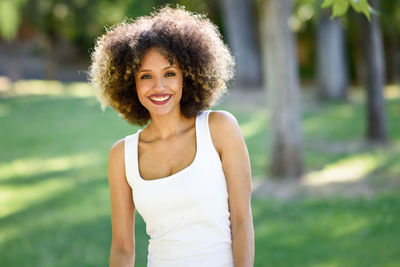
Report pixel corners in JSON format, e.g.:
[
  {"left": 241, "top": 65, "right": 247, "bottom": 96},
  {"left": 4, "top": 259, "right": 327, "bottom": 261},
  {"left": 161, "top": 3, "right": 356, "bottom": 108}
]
[{"left": 209, "top": 111, "right": 254, "bottom": 267}]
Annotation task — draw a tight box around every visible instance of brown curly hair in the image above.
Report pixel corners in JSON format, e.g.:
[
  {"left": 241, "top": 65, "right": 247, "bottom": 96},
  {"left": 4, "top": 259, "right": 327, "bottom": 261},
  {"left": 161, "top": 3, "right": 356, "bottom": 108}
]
[{"left": 88, "top": 5, "right": 235, "bottom": 126}]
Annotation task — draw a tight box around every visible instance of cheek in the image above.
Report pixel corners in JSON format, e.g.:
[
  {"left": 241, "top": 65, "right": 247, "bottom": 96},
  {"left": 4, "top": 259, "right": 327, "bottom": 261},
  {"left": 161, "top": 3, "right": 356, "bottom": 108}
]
[
  {"left": 135, "top": 84, "right": 148, "bottom": 105},
  {"left": 171, "top": 76, "right": 183, "bottom": 94},
  {"left": 172, "top": 80, "right": 183, "bottom": 91},
  {"left": 137, "top": 90, "right": 145, "bottom": 103}
]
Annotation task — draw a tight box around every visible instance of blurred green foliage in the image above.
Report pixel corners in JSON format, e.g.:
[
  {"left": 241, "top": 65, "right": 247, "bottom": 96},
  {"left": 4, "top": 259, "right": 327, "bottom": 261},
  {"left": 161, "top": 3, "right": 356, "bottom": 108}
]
[
  {"left": 0, "top": 0, "right": 27, "bottom": 40},
  {"left": 0, "top": 0, "right": 386, "bottom": 56},
  {"left": 380, "top": 1, "right": 400, "bottom": 36},
  {"left": 321, "top": 0, "right": 371, "bottom": 19},
  {"left": 0, "top": 0, "right": 221, "bottom": 56}
]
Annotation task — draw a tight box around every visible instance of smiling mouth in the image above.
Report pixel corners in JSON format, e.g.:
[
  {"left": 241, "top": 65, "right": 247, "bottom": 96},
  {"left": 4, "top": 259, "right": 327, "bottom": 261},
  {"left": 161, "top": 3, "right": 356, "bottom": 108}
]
[{"left": 148, "top": 94, "right": 172, "bottom": 105}]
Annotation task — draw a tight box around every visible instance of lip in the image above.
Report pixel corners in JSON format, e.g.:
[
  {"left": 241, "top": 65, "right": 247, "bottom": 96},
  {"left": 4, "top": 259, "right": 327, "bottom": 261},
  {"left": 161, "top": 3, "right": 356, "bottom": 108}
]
[{"left": 148, "top": 94, "right": 172, "bottom": 105}]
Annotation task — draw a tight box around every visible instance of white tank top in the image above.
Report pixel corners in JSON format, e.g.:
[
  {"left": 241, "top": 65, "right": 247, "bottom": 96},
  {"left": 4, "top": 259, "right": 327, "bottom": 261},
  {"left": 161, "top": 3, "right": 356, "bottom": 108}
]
[{"left": 124, "top": 110, "right": 233, "bottom": 267}]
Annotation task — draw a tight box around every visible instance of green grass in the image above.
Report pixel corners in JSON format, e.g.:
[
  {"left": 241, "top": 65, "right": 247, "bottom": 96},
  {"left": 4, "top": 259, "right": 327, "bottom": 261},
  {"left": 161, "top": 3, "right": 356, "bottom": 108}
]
[
  {"left": 0, "top": 80, "right": 399, "bottom": 266},
  {"left": 253, "top": 194, "right": 400, "bottom": 267}
]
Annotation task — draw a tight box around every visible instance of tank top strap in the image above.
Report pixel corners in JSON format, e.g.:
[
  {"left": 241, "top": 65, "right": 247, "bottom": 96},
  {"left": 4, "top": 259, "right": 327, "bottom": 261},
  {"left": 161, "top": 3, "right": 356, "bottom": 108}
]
[
  {"left": 196, "top": 110, "right": 219, "bottom": 158},
  {"left": 124, "top": 129, "right": 141, "bottom": 189}
]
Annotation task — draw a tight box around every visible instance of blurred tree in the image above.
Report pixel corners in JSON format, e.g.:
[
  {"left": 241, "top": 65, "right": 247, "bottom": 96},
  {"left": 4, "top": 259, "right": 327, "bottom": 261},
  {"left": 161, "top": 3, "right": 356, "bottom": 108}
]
[
  {"left": 219, "top": 0, "right": 262, "bottom": 88},
  {"left": 294, "top": 0, "right": 373, "bottom": 86},
  {"left": 313, "top": 0, "right": 389, "bottom": 143},
  {"left": 360, "top": 0, "right": 388, "bottom": 143},
  {"left": 260, "top": 0, "right": 303, "bottom": 179},
  {"left": 257, "top": 0, "right": 372, "bottom": 179},
  {"left": 313, "top": 0, "right": 388, "bottom": 143},
  {"left": 316, "top": 9, "right": 348, "bottom": 100},
  {"left": 0, "top": 0, "right": 224, "bottom": 80}
]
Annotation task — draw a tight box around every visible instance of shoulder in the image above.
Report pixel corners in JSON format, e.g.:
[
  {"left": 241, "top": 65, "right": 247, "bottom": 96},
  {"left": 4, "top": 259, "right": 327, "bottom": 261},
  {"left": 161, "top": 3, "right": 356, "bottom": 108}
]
[
  {"left": 108, "top": 138, "right": 126, "bottom": 169},
  {"left": 209, "top": 110, "right": 241, "bottom": 136},
  {"left": 109, "top": 138, "right": 125, "bottom": 158},
  {"left": 208, "top": 110, "right": 241, "bottom": 138},
  {"left": 208, "top": 110, "right": 244, "bottom": 154},
  {"left": 109, "top": 132, "right": 139, "bottom": 159},
  {"left": 107, "top": 138, "right": 128, "bottom": 186}
]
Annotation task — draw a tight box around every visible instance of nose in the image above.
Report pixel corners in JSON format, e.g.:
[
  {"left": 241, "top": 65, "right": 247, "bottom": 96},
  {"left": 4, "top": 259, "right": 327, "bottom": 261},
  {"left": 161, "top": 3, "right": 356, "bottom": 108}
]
[{"left": 153, "top": 76, "right": 166, "bottom": 91}]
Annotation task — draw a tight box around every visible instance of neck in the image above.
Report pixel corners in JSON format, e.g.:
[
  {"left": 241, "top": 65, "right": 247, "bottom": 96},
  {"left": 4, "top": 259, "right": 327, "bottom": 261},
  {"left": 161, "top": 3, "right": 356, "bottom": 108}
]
[{"left": 146, "top": 109, "right": 193, "bottom": 140}]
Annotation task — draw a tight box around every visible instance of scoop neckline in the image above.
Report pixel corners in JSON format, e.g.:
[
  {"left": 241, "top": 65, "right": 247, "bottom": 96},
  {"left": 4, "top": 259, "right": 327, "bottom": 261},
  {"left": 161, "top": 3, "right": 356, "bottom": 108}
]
[{"left": 135, "top": 113, "right": 200, "bottom": 183}]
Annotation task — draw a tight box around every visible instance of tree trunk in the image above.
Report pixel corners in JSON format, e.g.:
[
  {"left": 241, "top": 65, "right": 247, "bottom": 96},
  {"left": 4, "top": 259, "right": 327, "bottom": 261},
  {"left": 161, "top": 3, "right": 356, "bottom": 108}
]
[
  {"left": 360, "top": 0, "right": 388, "bottom": 143},
  {"left": 220, "top": 0, "right": 262, "bottom": 88},
  {"left": 44, "top": 35, "right": 58, "bottom": 80},
  {"left": 316, "top": 10, "right": 348, "bottom": 100},
  {"left": 260, "top": 0, "right": 303, "bottom": 179},
  {"left": 385, "top": 34, "right": 400, "bottom": 84}
]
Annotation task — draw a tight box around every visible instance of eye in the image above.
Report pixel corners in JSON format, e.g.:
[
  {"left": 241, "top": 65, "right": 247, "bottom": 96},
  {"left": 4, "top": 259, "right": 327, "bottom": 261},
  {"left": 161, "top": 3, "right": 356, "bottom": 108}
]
[
  {"left": 140, "top": 74, "right": 151, "bottom": 80},
  {"left": 165, "top": 72, "right": 176, "bottom": 77}
]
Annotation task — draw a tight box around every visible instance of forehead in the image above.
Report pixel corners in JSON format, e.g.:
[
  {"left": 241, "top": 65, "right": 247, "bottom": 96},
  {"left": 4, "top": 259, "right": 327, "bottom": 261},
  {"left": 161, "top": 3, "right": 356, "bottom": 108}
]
[{"left": 139, "top": 47, "right": 176, "bottom": 68}]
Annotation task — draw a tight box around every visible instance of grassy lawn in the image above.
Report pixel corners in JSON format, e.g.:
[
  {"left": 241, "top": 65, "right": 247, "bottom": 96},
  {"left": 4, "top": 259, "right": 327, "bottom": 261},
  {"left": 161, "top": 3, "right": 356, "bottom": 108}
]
[{"left": 0, "top": 80, "right": 399, "bottom": 266}]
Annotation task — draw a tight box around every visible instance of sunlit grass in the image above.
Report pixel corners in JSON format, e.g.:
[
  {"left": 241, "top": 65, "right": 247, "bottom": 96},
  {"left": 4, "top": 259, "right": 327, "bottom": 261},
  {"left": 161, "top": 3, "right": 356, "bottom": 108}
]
[
  {"left": 240, "top": 109, "right": 268, "bottom": 138},
  {"left": 385, "top": 84, "right": 400, "bottom": 99},
  {"left": 1, "top": 79, "right": 95, "bottom": 98},
  {"left": 0, "top": 177, "right": 75, "bottom": 228},
  {"left": 0, "top": 153, "right": 100, "bottom": 180},
  {"left": 303, "top": 153, "right": 381, "bottom": 185}
]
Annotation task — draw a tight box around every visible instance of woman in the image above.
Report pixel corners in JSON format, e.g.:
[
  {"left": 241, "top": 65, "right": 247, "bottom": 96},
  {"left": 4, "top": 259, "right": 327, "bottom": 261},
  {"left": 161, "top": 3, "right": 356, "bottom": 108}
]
[{"left": 89, "top": 6, "right": 254, "bottom": 267}]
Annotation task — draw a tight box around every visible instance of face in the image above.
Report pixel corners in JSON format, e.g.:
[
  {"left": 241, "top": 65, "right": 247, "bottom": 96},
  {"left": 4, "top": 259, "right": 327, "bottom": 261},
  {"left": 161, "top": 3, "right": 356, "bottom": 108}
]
[{"left": 134, "top": 47, "right": 183, "bottom": 118}]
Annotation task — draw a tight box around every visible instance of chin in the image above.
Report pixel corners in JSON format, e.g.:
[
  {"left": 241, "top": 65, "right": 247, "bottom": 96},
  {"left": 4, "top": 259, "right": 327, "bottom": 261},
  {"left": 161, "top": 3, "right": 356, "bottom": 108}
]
[{"left": 147, "top": 105, "right": 181, "bottom": 118}]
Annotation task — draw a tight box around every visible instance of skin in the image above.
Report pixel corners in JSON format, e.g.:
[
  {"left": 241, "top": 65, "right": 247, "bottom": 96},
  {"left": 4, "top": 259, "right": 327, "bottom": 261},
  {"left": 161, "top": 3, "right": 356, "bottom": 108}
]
[{"left": 108, "top": 48, "right": 254, "bottom": 266}]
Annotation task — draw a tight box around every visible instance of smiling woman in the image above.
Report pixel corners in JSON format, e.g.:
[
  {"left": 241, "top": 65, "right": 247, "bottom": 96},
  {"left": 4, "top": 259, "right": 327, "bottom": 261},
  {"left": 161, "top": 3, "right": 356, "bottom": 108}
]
[
  {"left": 89, "top": 6, "right": 235, "bottom": 126},
  {"left": 88, "top": 5, "right": 254, "bottom": 267}
]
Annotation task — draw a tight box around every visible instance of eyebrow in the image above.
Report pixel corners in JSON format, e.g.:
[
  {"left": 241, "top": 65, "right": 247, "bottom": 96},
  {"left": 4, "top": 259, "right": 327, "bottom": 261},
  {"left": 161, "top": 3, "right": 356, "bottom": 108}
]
[{"left": 138, "top": 65, "right": 176, "bottom": 73}]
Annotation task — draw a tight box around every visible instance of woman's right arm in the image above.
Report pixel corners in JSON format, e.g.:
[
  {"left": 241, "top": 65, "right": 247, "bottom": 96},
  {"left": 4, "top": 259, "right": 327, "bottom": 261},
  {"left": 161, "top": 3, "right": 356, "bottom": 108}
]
[{"left": 108, "top": 139, "right": 135, "bottom": 267}]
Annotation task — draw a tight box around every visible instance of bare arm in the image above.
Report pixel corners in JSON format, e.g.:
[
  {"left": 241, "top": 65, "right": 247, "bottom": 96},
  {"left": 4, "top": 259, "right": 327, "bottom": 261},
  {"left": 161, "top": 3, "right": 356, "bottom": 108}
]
[
  {"left": 108, "top": 139, "right": 135, "bottom": 267},
  {"left": 210, "top": 111, "right": 255, "bottom": 267}
]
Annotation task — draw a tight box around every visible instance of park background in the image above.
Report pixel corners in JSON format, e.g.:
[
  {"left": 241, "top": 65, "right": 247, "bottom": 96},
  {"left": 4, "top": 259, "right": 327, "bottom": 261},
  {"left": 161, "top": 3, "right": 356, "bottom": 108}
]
[{"left": 0, "top": 0, "right": 399, "bottom": 266}]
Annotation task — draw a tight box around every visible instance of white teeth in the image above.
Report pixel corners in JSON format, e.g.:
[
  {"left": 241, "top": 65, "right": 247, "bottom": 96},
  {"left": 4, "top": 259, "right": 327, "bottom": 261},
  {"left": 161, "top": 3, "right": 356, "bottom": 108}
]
[{"left": 150, "top": 95, "right": 170, "bottom": 101}]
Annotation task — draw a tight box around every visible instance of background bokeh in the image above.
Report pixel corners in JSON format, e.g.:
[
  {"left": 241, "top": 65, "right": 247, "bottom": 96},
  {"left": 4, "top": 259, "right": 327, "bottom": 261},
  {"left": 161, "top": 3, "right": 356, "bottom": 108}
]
[{"left": 0, "top": 0, "right": 399, "bottom": 266}]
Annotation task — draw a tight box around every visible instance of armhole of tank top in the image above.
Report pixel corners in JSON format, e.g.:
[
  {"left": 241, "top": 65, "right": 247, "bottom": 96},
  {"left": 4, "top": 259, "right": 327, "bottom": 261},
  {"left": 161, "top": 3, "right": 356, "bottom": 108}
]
[
  {"left": 124, "top": 135, "right": 136, "bottom": 189},
  {"left": 204, "top": 110, "right": 223, "bottom": 161}
]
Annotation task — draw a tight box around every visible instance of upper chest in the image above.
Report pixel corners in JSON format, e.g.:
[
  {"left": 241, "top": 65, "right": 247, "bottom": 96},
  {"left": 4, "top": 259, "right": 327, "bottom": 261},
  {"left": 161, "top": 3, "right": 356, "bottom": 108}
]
[{"left": 137, "top": 127, "right": 197, "bottom": 180}]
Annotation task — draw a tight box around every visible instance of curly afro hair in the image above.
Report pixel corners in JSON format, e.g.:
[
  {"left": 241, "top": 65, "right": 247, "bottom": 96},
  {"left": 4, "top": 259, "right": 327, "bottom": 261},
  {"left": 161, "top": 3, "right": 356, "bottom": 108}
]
[{"left": 88, "top": 5, "right": 235, "bottom": 126}]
